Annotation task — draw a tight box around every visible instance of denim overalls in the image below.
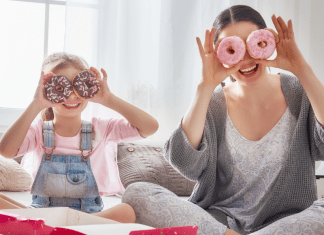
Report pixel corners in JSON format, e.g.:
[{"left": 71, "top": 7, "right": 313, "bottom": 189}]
[{"left": 30, "top": 121, "right": 103, "bottom": 213}]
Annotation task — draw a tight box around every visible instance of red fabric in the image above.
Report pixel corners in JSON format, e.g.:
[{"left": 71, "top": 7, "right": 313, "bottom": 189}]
[
  {"left": 129, "top": 226, "right": 198, "bottom": 235},
  {"left": 0, "top": 211, "right": 85, "bottom": 235}
]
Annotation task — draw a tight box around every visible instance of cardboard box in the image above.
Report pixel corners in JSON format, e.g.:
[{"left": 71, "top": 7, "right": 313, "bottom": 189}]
[{"left": 1, "top": 207, "right": 154, "bottom": 234}]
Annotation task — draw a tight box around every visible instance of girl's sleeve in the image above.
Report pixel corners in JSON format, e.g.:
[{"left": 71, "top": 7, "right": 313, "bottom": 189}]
[
  {"left": 93, "top": 117, "right": 144, "bottom": 143},
  {"left": 15, "top": 119, "right": 42, "bottom": 157}
]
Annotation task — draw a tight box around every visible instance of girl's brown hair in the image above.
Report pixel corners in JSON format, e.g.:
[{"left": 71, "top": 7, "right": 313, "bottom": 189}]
[{"left": 40, "top": 52, "right": 89, "bottom": 121}]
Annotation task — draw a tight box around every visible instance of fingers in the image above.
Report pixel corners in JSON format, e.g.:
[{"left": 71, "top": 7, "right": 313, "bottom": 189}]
[
  {"left": 196, "top": 37, "right": 205, "bottom": 59},
  {"left": 272, "top": 15, "right": 284, "bottom": 39},
  {"left": 41, "top": 72, "right": 54, "bottom": 86},
  {"left": 277, "top": 16, "right": 289, "bottom": 39},
  {"left": 39, "top": 71, "right": 44, "bottom": 85},
  {"left": 287, "top": 19, "right": 295, "bottom": 40},
  {"left": 89, "top": 66, "right": 102, "bottom": 79},
  {"left": 204, "top": 30, "right": 211, "bottom": 53},
  {"left": 209, "top": 27, "right": 216, "bottom": 53},
  {"left": 101, "top": 68, "right": 108, "bottom": 81},
  {"left": 264, "top": 28, "right": 279, "bottom": 44}
]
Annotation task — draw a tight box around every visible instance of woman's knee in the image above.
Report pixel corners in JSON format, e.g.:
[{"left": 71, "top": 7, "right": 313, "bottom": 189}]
[{"left": 122, "top": 182, "right": 176, "bottom": 204}]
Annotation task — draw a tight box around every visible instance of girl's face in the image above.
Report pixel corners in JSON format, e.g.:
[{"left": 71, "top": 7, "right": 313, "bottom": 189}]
[
  {"left": 52, "top": 66, "right": 88, "bottom": 118},
  {"left": 218, "top": 21, "right": 267, "bottom": 86}
]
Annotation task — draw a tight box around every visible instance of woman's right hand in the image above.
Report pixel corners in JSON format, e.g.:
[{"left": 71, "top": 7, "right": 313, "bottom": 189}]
[
  {"left": 196, "top": 27, "right": 243, "bottom": 89},
  {"left": 32, "top": 71, "right": 59, "bottom": 110}
]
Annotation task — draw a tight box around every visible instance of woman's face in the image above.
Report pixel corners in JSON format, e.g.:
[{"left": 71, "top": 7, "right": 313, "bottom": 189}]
[
  {"left": 218, "top": 21, "right": 267, "bottom": 86},
  {"left": 52, "top": 66, "right": 88, "bottom": 118}
]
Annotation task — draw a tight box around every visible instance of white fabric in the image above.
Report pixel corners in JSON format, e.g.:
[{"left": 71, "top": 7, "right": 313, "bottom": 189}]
[{"left": 64, "top": 0, "right": 322, "bottom": 140}]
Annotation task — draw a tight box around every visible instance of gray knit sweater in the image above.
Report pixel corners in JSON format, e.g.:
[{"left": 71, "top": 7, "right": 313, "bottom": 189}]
[{"left": 165, "top": 73, "right": 324, "bottom": 233}]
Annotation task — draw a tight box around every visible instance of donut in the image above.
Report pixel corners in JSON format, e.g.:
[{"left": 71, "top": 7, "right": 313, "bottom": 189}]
[
  {"left": 72, "top": 70, "right": 100, "bottom": 99},
  {"left": 217, "top": 36, "right": 246, "bottom": 67},
  {"left": 246, "top": 29, "right": 276, "bottom": 59},
  {"left": 44, "top": 75, "right": 73, "bottom": 103}
]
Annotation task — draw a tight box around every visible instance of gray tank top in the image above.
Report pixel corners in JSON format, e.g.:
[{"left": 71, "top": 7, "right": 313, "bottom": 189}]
[{"left": 209, "top": 107, "right": 297, "bottom": 231}]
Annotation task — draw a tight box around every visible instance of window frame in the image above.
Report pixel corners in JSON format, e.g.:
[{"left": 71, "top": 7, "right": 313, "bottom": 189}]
[{"left": 0, "top": 0, "right": 67, "bottom": 134}]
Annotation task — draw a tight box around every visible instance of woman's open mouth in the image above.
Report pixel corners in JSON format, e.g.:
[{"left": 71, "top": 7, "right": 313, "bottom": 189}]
[
  {"left": 62, "top": 103, "right": 81, "bottom": 109},
  {"left": 239, "top": 64, "right": 259, "bottom": 77}
]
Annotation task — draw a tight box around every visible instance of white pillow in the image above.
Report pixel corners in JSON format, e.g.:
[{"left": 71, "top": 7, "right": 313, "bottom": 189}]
[{"left": 0, "top": 156, "right": 32, "bottom": 191}]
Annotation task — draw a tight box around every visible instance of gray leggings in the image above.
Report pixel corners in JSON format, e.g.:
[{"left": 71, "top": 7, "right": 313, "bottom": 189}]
[
  {"left": 122, "top": 182, "right": 324, "bottom": 235},
  {"left": 122, "top": 182, "right": 228, "bottom": 235}
]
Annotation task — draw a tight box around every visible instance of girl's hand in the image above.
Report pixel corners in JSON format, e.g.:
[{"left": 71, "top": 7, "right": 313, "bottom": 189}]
[
  {"left": 196, "top": 27, "right": 244, "bottom": 89},
  {"left": 87, "top": 67, "right": 112, "bottom": 104},
  {"left": 256, "top": 15, "right": 308, "bottom": 76},
  {"left": 32, "top": 72, "right": 60, "bottom": 110}
]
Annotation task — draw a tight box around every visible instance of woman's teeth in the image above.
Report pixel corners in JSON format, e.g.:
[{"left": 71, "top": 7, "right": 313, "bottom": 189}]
[{"left": 239, "top": 64, "right": 258, "bottom": 75}]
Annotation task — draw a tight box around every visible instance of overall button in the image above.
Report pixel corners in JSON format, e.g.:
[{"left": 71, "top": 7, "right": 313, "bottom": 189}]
[
  {"left": 155, "top": 148, "right": 162, "bottom": 152},
  {"left": 73, "top": 176, "right": 79, "bottom": 182},
  {"left": 95, "top": 197, "right": 101, "bottom": 204},
  {"left": 127, "top": 147, "right": 134, "bottom": 152}
]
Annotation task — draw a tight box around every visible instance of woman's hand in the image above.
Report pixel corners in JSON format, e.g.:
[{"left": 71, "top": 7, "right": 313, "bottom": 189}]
[
  {"left": 257, "top": 15, "right": 308, "bottom": 76},
  {"left": 32, "top": 71, "right": 60, "bottom": 111},
  {"left": 87, "top": 67, "right": 112, "bottom": 105},
  {"left": 196, "top": 27, "right": 244, "bottom": 89}
]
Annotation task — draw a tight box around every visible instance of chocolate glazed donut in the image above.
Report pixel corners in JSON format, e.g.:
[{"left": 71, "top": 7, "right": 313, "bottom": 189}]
[
  {"left": 44, "top": 75, "right": 73, "bottom": 103},
  {"left": 72, "top": 70, "right": 100, "bottom": 99}
]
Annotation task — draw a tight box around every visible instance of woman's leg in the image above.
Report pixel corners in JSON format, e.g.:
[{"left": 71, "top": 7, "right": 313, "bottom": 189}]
[
  {"left": 93, "top": 203, "right": 135, "bottom": 223},
  {"left": 121, "top": 182, "right": 232, "bottom": 235},
  {"left": 250, "top": 198, "right": 324, "bottom": 235},
  {"left": 0, "top": 192, "right": 28, "bottom": 209}
]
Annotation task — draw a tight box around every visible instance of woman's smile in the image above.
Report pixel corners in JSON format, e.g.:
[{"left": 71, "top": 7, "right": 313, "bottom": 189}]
[{"left": 238, "top": 63, "right": 259, "bottom": 78}]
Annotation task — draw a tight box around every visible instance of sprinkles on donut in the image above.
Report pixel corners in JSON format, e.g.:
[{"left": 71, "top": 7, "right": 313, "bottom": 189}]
[
  {"left": 72, "top": 70, "right": 100, "bottom": 99},
  {"left": 44, "top": 75, "right": 73, "bottom": 103}
]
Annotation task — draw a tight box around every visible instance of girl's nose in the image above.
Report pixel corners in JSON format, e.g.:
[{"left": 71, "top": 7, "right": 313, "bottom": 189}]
[{"left": 69, "top": 91, "right": 78, "bottom": 99}]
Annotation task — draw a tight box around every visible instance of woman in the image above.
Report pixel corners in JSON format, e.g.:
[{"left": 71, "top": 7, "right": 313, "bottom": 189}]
[{"left": 122, "top": 5, "right": 324, "bottom": 235}]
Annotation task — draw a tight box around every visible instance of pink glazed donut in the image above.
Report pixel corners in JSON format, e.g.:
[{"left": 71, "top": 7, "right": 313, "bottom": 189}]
[
  {"left": 217, "top": 36, "right": 246, "bottom": 67},
  {"left": 247, "top": 29, "right": 276, "bottom": 59}
]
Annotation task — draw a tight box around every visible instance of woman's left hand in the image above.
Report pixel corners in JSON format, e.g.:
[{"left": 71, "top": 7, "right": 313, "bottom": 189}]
[
  {"left": 256, "top": 15, "right": 308, "bottom": 76},
  {"left": 87, "top": 67, "right": 112, "bottom": 104}
]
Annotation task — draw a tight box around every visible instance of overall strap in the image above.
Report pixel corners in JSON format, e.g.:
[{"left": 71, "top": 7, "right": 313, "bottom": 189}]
[
  {"left": 43, "top": 121, "right": 55, "bottom": 148},
  {"left": 43, "top": 121, "right": 55, "bottom": 159},
  {"left": 80, "top": 120, "right": 92, "bottom": 151}
]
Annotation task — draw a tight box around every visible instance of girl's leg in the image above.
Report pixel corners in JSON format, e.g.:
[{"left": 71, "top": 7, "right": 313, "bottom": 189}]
[
  {"left": 93, "top": 203, "right": 135, "bottom": 223},
  {"left": 250, "top": 198, "right": 324, "bottom": 235},
  {"left": 121, "top": 182, "right": 231, "bottom": 235},
  {"left": 0, "top": 192, "right": 28, "bottom": 209}
]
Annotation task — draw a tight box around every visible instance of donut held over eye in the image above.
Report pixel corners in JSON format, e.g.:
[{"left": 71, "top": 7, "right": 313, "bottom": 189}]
[
  {"left": 217, "top": 36, "right": 246, "bottom": 67},
  {"left": 247, "top": 29, "right": 276, "bottom": 59},
  {"left": 72, "top": 70, "right": 100, "bottom": 99},
  {"left": 44, "top": 75, "right": 73, "bottom": 103}
]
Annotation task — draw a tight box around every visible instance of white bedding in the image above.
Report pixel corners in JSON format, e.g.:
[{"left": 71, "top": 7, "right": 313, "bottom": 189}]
[
  {"left": 0, "top": 190, "right": 189, "bottom": 234},
  {"left": 0, "top": 190, "right": 133, "bottom": 210}
]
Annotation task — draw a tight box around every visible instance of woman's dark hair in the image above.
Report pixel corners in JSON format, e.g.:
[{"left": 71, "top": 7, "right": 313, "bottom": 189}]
[
  {"left": 213, "top": 5, "right": 267, "bottom": 84},
  {"left": 40, "top": 52, "right": 89, "bottom": 121}
]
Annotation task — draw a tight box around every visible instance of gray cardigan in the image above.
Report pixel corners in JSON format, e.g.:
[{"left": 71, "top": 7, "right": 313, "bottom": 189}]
[{"left": 165, "top": 73, "right": 324, "bottom": 232}]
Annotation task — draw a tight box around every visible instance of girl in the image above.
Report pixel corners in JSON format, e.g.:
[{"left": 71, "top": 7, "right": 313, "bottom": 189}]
[
  {"left": 0, "top": 52, "right": 159, "bottom": 223},
  {"left": 121, "top": 5, "right": 324, "bottom": 235}
]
